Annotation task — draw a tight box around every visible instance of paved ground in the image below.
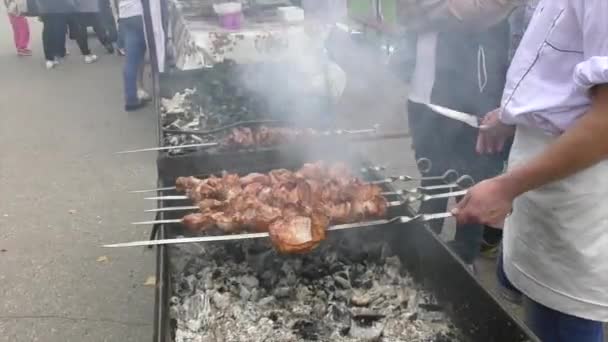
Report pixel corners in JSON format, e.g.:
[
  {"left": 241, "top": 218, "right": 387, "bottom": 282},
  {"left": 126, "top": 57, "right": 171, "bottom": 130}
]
[{"left": 0, "top": 17, "right": 158, "bottom": 341}]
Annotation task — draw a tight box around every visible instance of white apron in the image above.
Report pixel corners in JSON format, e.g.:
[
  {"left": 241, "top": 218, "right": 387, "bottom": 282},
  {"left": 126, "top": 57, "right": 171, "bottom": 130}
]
[{"left": 504, "top": 125, "right": 608, "bottom": 321}]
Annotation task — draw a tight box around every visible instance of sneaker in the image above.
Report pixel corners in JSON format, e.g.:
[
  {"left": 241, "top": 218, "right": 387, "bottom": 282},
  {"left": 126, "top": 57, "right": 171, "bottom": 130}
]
[
  {"left": 480, "top": 241, "right": 500, "bottom": 259},
  {"left": 84, "top": 54, "right": 98, "bottom": 64},
  {"left": 45, "top": 60, "right": 57, "bottom": 69},
  {"left": 117, "top": 48, "right": 126, "bottom": 56},
  {"left": 17, "top": 48, "right": 32, "bottom": 56},
  {"left": 137, "top": 89, "right": 151, "bottom": 101},
  {"left": 125, "top": 101, "right": 148, "bottom": 112}
]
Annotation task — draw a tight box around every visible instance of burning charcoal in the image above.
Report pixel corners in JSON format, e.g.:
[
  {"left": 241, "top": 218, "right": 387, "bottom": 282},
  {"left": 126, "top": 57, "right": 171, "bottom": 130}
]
[
  {"left": 292, "top": 319, "right": 321, "bottom": 341},
  {"left": 239, "top": 285, "right": 251, "bottom": 301},
  {"left": 258, "top": 296, "right": 275, "bottom": 306},
  {"left": 176, "top": 274, "right": 198, "bottom": 297},
  {"left": 211, "top": 291, "right": 230, "bottom": 310},
  {"left": 351, "top": 291, "right": 372, "bottom": 307},
  {"left": 281, "top": 263, "right": 298, "bottom": 286},
  {"left": 259, "top": 270, "right": 277, "bottom": 290},
  {"left": 239, "top": 275, "right": 259, "bottom": 289},
  {"left": 169, "top": 232, "right": 466, "bottom": 341},
  {"left": 349, "top": 310, "right": 385, "bottom": 341},
  {"left": 334, "top": 275, "right": 351, "bottom": 290},
  {"left": 295, "top": 285, "right": 312, "bottom": 302},
  {"left": 274, "top": 286, "right": 292, "bottom": 299}
]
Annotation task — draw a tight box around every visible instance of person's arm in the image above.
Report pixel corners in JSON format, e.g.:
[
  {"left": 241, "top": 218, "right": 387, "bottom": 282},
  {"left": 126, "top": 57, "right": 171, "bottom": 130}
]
[
  {"left": 454, "top": 0, "right": 608, "bottom": 225},
  {"left": 497, "top": 1, "right": 608, "bottom": 196},
  {"left": 497, "top": 85, "right": 608, "bottom": 198}
]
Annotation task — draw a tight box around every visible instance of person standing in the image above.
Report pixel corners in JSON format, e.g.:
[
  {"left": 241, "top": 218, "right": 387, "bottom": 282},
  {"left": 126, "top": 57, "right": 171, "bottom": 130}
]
[
  {"left": 66, "top": 13, "right": 99, "bottom": 63},
  {"left": 454, "top": 1, "right": 608, "bottom": 340},
  {"left": 40, "top": 13, "right": 67, "bottom": 68},
  {"left": 4, "top": 0, "right": 31, "bottom": 56},
  {"left": 118, "top": 0, "right": 149, "bottom": 111},
  {"left": 33, "top": 0, "right": 100, "bottom": 68},
  {"left": 397, "top": 0, "right": 516, "bottom": 270},
  {"left": 96, "top": 0, "right": 118, "bottom": 53}
]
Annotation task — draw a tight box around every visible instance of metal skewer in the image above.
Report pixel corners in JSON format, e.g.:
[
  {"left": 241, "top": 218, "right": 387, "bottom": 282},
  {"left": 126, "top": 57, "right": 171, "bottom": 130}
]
[
  {"left": 386, "top": 189, "right": 467, "bottom": 207},
  {"left": 130, "top": 186, "right": 176, "bottom": 194},
  {"left": 417, "top": 175, "right": 475, "bottom": 191},
  {"left": 116, "top": 128, "right": 379, "bottom": 154},
  {"left": 105, "top": 213, "right": 455, "bottom": 248},
  {"left": 131, "top": 165, "right": 390, "bottom": 194},
  {"left": 103, "top": 215, "right": 422, "bottom": 248},
  {"left": 145, "top": 195, "right": 188, "bottom": 201},
  {"left": 116, "top": 142, "right": 219, "bottom": 154},
  {"left": 370, "top": 169, "right": 459, "bottom": 185},
  {"left": 142, "top": 189, "right": 467, "bottom": 214},
  {"left": 142, "top": 199, "right": 407, "bottom": 214},
  {"left": 381, "top": 175, "right": 473, "bottom": 196}
]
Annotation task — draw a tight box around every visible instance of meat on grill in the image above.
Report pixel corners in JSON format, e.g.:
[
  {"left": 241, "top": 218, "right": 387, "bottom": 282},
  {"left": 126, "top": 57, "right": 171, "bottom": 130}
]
[
  {"left": 174, "top": 162, "right": 388, "bottom": 253},
  {"left": 221, "top": 126, "right": 320, "bottom": 149}
]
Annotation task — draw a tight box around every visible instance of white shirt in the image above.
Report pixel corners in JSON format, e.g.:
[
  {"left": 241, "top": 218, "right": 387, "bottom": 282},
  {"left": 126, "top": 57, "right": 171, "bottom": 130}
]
[
  {"left": 500, "top": 0, "right": 608, "bottom": 134},
  {"left": 119, "top": 0, "right": 143, "bottom": 18}
]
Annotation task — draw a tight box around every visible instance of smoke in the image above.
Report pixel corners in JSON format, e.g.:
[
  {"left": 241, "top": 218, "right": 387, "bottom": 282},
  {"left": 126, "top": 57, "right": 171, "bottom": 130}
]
[{"left": 225, "top": 17, "right": 412, "bottom": 166}]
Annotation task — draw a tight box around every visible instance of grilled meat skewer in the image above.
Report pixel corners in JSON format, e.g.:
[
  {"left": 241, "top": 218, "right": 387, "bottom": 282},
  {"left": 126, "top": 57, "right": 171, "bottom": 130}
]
[{"left": 117, "top": 126, "right": 378, "bottom": 154}]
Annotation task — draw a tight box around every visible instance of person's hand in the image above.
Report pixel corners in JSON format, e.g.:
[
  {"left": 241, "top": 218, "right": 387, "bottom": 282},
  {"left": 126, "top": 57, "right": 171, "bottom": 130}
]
[
  {"left": 451, "top": 177, "right": 516, "bottom": 227},
  {"left": 476, "top": 108, "right": 515, "bottom": 154}
]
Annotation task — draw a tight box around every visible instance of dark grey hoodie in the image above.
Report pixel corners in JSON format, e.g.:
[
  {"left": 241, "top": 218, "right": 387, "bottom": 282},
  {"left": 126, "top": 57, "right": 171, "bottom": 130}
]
[{"left": 27, "top": 0, "right": 98, "bottom": 14}]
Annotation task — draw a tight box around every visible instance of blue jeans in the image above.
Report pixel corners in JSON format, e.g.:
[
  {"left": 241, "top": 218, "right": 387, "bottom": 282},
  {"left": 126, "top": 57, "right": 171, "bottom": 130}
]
[
  {"left": 120, "top": 15, "right": 146, "bottom": 106},
  {"left": 497, "top": 250, "right": 604, "bottom": 342}
]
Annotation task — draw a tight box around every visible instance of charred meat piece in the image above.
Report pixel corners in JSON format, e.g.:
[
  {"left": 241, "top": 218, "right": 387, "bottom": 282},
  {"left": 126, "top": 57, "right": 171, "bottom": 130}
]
[
  {"left": 269, "top": 209, "right": 329, "bottom": 254},
  {"left": 239, "top": 172, "right": 270, "bottom": 186},
  {"left": 175, "top": 176, "right": 201, "bottom": 192},
  {"left": 173, "top": 162, "right": 389, "bottom": 254}
]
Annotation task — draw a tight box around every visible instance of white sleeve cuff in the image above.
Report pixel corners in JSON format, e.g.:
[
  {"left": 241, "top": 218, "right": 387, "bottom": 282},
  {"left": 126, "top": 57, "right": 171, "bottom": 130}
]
[{"left": 574, "top": 56, "right": 608, "bottom": 90}]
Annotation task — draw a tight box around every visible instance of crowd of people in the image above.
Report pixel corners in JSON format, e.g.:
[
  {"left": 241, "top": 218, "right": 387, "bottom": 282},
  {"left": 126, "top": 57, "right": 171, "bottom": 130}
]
[{"left": 3, "top": 0, "right": 149, "bottom": 111}]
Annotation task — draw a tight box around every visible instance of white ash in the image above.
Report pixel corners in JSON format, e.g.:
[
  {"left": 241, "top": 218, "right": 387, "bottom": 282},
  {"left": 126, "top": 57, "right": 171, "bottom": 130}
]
[
  {"left": 162, "top": 88, "right": 198, "bottom": 116},
  {"left": 169, "top": 233, "right": 465, "bottom": 342}
]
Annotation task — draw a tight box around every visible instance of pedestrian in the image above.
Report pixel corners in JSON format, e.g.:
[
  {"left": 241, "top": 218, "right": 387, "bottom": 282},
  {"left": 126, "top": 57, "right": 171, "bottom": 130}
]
[
  {"left": 453, "top": 0, "right": 608, "bottom": 341},
  {"left": 40, "top": 13, "right": 67, "bottom": 68},
  {"left": 66, "top": 13, "right": 99, "bottom": 63},
  {"left": 4, "top": 0, "right": 31, "bottom": 56},
  {"left": 96, "top": 0, "right": 119, "bottom": 53},
  {"left": 32, "top": 0, "right": 100, "bottom": 68},
  {"left": 397, "top": 0, "right": 516, "bottom": 271},
  {"left": 118, "top": 0, "right": 149, "bottom": 111}
]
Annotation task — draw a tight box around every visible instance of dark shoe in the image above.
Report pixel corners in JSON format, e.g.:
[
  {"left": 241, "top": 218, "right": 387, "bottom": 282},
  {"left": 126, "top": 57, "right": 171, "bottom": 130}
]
[
  {"left": 105, "top": 43, "right": 115, "bottom": 54},
  {"left": 480, "top": 241, "right": 500, "bottom": 259},
  {"left": 125, "top": 101, "right": 147, "bottom": 112}
]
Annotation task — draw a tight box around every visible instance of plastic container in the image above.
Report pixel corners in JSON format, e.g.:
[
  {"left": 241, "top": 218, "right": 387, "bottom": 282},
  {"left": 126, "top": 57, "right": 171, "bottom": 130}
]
[{"left": 213, "top": 2, "right": 243, "bottom": 30}]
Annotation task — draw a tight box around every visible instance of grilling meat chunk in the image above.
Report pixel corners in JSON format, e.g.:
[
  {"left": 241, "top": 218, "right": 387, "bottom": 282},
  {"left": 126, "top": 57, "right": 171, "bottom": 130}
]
[
  {"left": 175, "top": 161, "right": 389, "bottom": 254},
  {"left": 269, "top": 209, "right": 329, "bottom": 254}
]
